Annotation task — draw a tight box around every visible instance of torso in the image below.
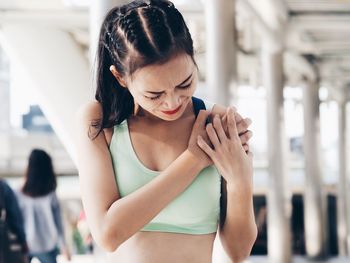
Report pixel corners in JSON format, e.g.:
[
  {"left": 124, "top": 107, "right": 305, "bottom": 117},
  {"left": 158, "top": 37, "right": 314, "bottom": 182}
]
[{"left": 103, "top": 101, "right": 217, "bottom": 262}]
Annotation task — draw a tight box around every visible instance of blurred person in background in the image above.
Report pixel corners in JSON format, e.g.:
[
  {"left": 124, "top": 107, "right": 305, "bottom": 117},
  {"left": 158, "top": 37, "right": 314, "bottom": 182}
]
[
  {"left": 76, "top": 0, "right": 256, "bottom": 262},
  {"left": 0, "top": 178, "right": 28, "bottom": 262},
  {"left": 15, "top": 149, "right": 71, "bottom": 263}
]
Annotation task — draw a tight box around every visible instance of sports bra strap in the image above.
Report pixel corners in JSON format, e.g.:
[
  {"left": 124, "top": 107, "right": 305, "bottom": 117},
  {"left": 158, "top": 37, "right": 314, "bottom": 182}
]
[{"left": 192, "top": 96, "right": 206, "bottom": 118}]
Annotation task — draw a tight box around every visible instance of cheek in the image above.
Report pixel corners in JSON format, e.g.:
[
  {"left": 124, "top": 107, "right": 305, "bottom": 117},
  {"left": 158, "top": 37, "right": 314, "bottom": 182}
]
[{"left": 135, "top": 95, "right": 163, "bottom": 111}]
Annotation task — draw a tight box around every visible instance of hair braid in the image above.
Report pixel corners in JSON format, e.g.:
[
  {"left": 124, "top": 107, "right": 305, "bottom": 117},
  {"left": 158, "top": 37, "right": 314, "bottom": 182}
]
[{"left": 142, "top": 6, "right": 173, "bottom": 53}]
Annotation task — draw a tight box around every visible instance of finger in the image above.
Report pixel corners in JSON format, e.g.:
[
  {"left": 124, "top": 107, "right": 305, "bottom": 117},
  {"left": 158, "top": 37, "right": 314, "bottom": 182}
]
[
  {"left": 213, "top": 114, "right": 228, "bottom": 143},
  {"left": 220, "top": 114, "right": 228, "bottom": 135},
  {"left": 197, "top": 135, "right": 215, "bottom": 157},
  {"left": 247, "top": 151, "right": 254, "bottom": 158},
  {"left": 206, "top": 123, "right": 221, "bottom": 149},
  {"left": 194, "top": 110, "right": 211, "bottom": 129},
  {"left": 237, "top": 118, "right": 252, "bottom": 135},
  {"left": 232, "top": 106, "right": 245, "bottom": 123},
  {"left": 239, "top": 130, "right": 253, "bottom": 145},
  {"left": 227, "top": 107, "right": 239, "bottom": 140},
  {"left": 243, "top": 143, "right": 249, "bottom": 152}
]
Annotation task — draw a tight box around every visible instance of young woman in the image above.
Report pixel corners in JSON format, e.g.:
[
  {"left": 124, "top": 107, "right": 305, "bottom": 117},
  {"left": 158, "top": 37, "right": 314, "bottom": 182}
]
[
  {"left": 76, "top": 0, "right": 257, "bottom": 262},
  {"left": 16, "top": 149, "right": 71, "bottom": 263}
]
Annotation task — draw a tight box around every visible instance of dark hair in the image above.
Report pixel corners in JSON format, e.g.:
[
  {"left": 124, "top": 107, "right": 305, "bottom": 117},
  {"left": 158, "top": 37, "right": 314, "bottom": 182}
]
[
  {"left": 22, "top": 149, "right": 57, "bottom": 197},
  {"left": 91, "top": 0, "right": 195, "bottom": 139}
]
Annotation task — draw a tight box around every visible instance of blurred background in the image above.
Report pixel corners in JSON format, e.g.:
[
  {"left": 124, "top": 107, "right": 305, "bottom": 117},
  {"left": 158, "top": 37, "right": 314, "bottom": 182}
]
[{"left": 1, "top": 0, "right": 350, "bottom": 262}]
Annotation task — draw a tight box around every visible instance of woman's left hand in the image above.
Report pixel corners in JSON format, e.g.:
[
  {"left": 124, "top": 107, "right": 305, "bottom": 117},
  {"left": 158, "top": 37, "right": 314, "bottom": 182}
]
[
  {"left": 219, "top": 107, "right": 252, "bottom": 154},
  {"left": 197, "top": 107, "right": 253, "bottom": 186}
]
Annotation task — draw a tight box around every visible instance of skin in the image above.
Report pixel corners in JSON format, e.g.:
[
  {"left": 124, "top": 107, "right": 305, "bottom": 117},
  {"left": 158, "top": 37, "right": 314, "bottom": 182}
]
[{"left": 75, "top": 53, "right": 257, "bottom": 262}]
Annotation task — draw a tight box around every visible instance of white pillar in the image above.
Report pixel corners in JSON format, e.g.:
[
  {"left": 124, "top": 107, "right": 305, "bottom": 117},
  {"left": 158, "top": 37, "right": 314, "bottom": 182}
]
[
  {"left": 204, "top": 0, "right": 237, "bottom": 105},
  {"left": 204, "top": 0, "right": 238, "bottom": 262},
  {"left": 262, "top": 40, "right": 292, "bottom": 263},
  {"left": 302, "top": 79, "right": 328, "bottom": 258},
  {"left": 0, "top": 48, "right": 10, "bottom": 133},
  {"left": 337, "top": 99, "right": 350, "bottom": 256},
  {"left": 0, "top": 25, "right": 90, "bottom": 165}
]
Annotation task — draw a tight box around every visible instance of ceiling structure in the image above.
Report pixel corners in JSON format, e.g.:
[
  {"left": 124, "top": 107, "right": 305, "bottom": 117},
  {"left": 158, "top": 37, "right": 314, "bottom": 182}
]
[
  {"left": 0, "top": 0, "right": 350, "bottom": 100},
  {"left": 286, "top": 0, "right": 350, "bottom": 98}
]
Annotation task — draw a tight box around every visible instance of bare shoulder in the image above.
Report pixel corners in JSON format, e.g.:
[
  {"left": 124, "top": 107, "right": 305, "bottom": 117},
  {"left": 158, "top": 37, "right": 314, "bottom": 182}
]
[
  {"left": 75, "top": 100, "right": 114, "bottom": 142},
  {"left": 76, "top": 100, "right": 103, "bottom": 123}
]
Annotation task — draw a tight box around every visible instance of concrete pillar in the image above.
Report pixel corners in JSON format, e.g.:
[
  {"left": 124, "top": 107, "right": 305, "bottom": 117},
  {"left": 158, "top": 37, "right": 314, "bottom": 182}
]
[
  {"left": 0, "top": 25, "right": 90, "bottom": 166},
  {"left": 204, "top": 0, "right": 237, "bottom": 261},
  {"left": 204, "top": 0, "right": 237, "bottom": 105},
  {"left": 0, "top": 47, "right": 10, "bottom": 133},
  {"left": 262, "top": 41, "right": 292, "bottom": 263},
  {"left": 337, "top": 100, "right": 350, "bottom": 256},
  {"left": 302, "top": 79, "right": 328, "bottom": 258}
]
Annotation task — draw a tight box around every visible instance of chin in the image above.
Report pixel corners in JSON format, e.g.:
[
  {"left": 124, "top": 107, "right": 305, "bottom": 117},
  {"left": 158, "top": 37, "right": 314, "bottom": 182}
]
[{"left": 162, "top": 116, "right": 181, "bottom": 121}]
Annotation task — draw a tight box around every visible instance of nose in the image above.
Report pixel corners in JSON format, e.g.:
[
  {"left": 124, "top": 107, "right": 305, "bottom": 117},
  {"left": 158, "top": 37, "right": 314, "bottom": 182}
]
[{"left": 163, "top": 94, "right": 181, "bottom": 110}]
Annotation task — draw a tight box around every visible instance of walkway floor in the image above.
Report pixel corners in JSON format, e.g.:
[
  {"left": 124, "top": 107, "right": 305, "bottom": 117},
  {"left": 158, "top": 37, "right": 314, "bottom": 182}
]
[
  {"left": 51, "top": 255, "right": 350, "bottom": 263},
  {"left": 245, "top": 256, "right": 350, "bottom": 263}
]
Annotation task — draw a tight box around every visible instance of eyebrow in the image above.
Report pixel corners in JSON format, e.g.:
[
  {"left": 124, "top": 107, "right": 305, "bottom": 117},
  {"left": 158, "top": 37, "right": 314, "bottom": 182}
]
[{"left": 145, "top": 73, "right": 193, "bottom": 94}]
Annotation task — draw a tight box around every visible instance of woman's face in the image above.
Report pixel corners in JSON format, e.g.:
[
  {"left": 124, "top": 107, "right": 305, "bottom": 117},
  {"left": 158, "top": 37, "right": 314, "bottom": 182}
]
[{"left": 125, "top": 53, "right": 198, "bottom": 121}]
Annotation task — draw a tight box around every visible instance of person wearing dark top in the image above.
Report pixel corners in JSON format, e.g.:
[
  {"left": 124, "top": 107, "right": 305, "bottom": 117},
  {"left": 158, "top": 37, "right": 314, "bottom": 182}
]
[{"left": 0, "top": 178, "right": 28, "bottom": 258}]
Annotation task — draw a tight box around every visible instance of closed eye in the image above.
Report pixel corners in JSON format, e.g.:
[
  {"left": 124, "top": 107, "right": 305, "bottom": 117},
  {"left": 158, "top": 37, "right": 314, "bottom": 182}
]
[
  {"left": 178, "top": 81, "right": 192, "bottom": 89},
  {"left": 145, "top": 81, "right": 193, "bottom": 100}
]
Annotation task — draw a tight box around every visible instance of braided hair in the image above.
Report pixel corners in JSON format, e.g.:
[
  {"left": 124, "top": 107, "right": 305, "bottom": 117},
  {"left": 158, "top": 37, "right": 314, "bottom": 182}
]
[{"left": 91, "top": 0, "right": 195, "bottom": 139}]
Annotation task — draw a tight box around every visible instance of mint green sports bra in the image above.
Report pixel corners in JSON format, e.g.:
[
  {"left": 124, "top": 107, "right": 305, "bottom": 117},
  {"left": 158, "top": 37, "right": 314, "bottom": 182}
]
[{"left": 108, "top": 97, "right": 221, "bottom": 235}]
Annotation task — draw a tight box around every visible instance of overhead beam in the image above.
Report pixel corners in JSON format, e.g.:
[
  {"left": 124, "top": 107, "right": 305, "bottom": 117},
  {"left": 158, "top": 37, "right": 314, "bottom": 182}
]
[
  {"left": 237, "top": 0, "right": 282, "bottom": 51},
  {"left": 289, "top": 15, "right": 350, "bottom": 31},
  {"left": 0, "top": 10, "right": 88, "bottom": 28},
  {"left": 284, "top": 52, "right": 317, "bottom": 82}
]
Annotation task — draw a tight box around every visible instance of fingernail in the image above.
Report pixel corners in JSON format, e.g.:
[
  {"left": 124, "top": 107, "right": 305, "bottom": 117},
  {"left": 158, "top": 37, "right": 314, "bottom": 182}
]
[{"left": 246, "top": 118, "right": 252, "bottom": 125}]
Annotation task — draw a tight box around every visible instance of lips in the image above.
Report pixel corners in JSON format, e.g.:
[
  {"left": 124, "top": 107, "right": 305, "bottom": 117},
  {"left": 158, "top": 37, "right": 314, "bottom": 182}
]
[{"left": 161, "top": 104, "right": 182, "bottom": 115}]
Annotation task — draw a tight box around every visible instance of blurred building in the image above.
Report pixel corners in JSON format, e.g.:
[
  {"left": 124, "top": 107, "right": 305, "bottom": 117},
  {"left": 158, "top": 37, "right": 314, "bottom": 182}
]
[{"left": 22, "top": 105, "right": 53, "bottom": 133}]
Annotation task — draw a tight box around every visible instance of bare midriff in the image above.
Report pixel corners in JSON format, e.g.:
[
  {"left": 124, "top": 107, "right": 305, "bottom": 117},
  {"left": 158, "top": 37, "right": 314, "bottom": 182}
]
[{"left": 106, "top": 231, "right": 216, "bottom": 263}]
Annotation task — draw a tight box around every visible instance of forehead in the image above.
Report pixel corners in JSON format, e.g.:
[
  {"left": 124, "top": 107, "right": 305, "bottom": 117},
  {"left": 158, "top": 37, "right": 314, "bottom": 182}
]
[{"left": 130, "top": 54, "right": 195, "bottom": 90}]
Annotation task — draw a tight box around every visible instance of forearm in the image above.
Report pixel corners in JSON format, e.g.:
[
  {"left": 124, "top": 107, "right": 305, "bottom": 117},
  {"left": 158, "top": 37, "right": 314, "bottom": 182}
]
[
  {"left": 103, "top": 149, "right": 203, "bottom": 250},
  {"left": 220, "top": 182, "right": 257, "bottom": 262}
]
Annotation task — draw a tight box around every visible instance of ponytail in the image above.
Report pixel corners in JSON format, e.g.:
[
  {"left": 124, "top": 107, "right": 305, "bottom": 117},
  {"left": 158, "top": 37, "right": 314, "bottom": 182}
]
[{"left": 90, "top": 7, "right": 134, "bottom": 140}]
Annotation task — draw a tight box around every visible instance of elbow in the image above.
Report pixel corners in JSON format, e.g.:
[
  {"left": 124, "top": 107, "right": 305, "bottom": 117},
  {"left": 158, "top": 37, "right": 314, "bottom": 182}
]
[
  {"left": 229, "top": 245, "right": 254, "bottom": 263},
  {"left": 226, "top": 226, "right": 258, "bottom": 262},
  {"left": 95, "top": 223, "right": 123, "bottom": 252},
  {"left": 229, "top": 243, "right": 254, "bottom": 263}
]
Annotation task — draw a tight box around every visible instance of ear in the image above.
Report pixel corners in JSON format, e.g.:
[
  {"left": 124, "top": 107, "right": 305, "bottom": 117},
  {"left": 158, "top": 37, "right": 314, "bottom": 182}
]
[{"left": 110, "top": 65, "right": 127, "bottom": 87}]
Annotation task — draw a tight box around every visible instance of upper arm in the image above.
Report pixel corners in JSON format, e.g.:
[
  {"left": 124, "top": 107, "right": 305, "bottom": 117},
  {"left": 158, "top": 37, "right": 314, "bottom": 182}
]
[{"left": 74, "top": 101, "right": 121, "bottom": 243}]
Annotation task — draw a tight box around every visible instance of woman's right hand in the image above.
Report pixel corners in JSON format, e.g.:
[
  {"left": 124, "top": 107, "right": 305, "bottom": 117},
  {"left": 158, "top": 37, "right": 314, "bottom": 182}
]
[{"left": 187, "top": 110, "right": 214, "bottom": 170}]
